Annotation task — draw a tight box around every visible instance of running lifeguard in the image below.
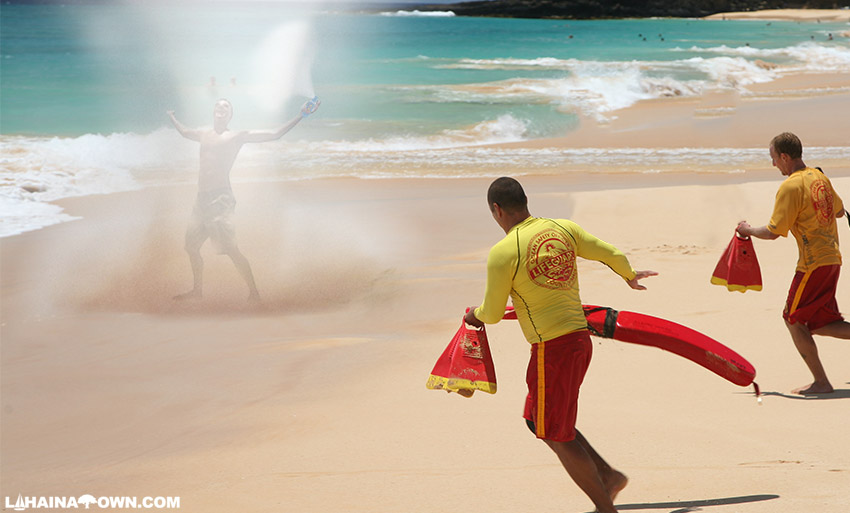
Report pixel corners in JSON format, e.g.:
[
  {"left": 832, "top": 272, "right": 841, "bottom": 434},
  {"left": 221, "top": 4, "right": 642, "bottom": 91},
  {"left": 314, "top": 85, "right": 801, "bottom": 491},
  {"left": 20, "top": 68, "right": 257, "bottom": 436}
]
[
  {"left": 464, "top": 177, "right": 656, "bottom": 513},
  {"left": 167, "top": 97, "right": 319, "bottom": 302},
  {"left": 737, "top": 132, "right": 849, "bottom": 394}
]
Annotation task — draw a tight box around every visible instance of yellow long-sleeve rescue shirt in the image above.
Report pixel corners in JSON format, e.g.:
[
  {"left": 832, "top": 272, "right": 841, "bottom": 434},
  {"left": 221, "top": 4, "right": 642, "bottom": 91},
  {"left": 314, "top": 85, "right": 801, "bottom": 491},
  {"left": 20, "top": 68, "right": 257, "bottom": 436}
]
[{"left": 474, "top": 217, "right": 636, "bottom": 344}]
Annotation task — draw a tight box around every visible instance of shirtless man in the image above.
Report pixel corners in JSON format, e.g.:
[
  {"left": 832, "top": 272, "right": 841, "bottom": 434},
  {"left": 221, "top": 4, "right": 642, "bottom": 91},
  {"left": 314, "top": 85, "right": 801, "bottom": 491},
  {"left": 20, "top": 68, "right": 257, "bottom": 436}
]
[{"left": 167, "top": 97, "right": 319, "bottom": 301}]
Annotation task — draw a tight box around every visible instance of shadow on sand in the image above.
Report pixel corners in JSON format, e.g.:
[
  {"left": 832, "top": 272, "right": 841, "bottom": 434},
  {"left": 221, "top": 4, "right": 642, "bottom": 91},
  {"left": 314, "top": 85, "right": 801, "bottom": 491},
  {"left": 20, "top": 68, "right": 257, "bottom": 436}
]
[
  {"left": 758, "top": 388, "right": 850, "bottom": 400},
  {"left": 595, "top": 493, "right": 779, "bottom": 512}
]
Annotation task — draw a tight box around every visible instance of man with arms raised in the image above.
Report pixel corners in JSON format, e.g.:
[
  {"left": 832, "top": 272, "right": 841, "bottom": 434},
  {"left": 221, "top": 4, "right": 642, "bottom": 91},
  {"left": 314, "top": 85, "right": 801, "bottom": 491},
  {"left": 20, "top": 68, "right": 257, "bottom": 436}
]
[
  {"left": 167, "top": 98, "right": 318, "bottom": 301},
  {"left": 464, "top": 177, "right": 656, "bottom": 513},
  {"left": 737, "top": 132, "right": 849, "bottom": 395}
]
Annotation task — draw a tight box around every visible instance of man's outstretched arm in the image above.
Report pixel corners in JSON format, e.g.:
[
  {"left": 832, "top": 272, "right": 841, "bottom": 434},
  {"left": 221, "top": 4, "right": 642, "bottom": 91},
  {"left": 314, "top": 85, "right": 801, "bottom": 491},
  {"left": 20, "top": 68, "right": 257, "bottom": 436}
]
[
  {"left": 572, "top": 223, "right": 657, "bottom": 289},
  {"left": 737, "top": 221, "right": 780, "bottom": 240},
  {"left": 243, "top": 99, "right": 321, "bottom": 144},
  {"left": 167, "top": 111, "right": 202, "bottom": 142}
]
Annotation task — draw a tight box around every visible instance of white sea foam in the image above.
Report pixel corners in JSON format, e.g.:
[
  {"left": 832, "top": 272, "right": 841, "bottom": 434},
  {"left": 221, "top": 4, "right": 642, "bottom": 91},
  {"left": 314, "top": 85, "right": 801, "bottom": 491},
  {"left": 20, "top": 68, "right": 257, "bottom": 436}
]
[
  {"left": 0, "top": 196, "right": 80, "bottom": 238},
  {"left": 431, "top": 57, "right": 727, "bottom": 116},
  {"left": 4, "top": 129, "right": 850, "bottom": 237},
  {"left": 445, "top": 53, "right": 779, "bottom": 86},
  {"left": 0, "top": 129, "right": 195, "bottom": 237},
  {"left": 432, "top": 42, "right": 850, "bottom": 116},
  {"left": 3, "top": 130, "right": 849, "bottom": 237},
  {"left": 673, "top": 42, "right": 850, "bottom": 71},
  {"left": 399, "top": 71, "right": 705, "bottom": 120},
  {"left": 380, "top": 10, "right": 456, "bottom": 17},
  {"left": 1, "top": 118, "right": 528, "bottom": 236},
  {"left": 682, "top": 56, "right": 776, "bottom": 87}
]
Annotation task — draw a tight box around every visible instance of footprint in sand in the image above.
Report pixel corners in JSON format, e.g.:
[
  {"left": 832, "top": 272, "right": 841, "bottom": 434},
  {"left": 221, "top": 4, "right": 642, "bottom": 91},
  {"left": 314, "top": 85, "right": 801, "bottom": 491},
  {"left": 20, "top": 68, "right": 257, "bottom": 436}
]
[{"left": 631, "top": 244, "right": 709, "bottom": 255}]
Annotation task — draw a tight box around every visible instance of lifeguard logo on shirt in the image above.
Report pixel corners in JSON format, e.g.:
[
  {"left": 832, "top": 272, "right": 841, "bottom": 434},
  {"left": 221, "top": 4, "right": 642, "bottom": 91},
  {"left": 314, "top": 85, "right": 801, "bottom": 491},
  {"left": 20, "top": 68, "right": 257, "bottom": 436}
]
[
  {"left": 527, "top": 229, "right": 577, "bottom": 290},
  {"left": 810, "top": 179, "right": 834, "bottom": 226}
]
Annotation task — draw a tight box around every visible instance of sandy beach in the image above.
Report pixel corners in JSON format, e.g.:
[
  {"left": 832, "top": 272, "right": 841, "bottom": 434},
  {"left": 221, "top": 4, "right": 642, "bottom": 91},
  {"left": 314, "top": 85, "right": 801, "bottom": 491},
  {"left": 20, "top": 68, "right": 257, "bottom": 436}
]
[
  {"left": 3, "top": 17, "right": 850, "bottom": 512},
  {"left": 706, "top": 8, "right": 850, "bottom": 22}
]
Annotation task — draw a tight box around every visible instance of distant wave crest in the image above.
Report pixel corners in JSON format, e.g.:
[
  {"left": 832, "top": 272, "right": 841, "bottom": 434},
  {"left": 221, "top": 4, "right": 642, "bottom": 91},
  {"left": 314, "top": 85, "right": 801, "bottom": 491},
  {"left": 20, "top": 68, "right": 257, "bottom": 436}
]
[
  {"left": 421, "top": 43, "right": 850, "bottom": 118},
  {"left": 394, "top": 66, "right": 707, "bottom": 120},
  {"left": 322, "top": 114, "right": 528, "bottom": 152},
  {"left": 380, "top": 10, "right": 456, "bottom": 17},
  {"left": 672, "top": 42, "right": 850, "bottom": 71}
]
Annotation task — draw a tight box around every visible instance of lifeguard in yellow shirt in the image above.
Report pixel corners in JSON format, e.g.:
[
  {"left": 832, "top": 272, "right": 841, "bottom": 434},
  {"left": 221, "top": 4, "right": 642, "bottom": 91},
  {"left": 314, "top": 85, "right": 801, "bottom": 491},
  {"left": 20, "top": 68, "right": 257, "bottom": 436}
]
[
  {"left": 464, "top": 177, "right": 656, "bottom": 513},
  {"left": 738, "top": 132, "right": 850, "bottom": 395}
]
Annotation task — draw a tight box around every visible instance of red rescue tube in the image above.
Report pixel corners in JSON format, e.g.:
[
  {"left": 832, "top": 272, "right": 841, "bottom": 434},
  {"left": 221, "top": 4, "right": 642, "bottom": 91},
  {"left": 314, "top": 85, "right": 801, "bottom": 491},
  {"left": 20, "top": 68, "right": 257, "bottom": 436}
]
[{"left": 503, "top": 305, "right": 756, "bottom": 387}]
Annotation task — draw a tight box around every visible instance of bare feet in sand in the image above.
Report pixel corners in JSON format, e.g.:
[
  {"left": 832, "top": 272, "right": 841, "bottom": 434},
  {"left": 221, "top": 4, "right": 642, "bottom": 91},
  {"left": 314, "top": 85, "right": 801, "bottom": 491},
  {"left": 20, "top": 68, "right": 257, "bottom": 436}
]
[
  {"left": 792, "top": 381, "right": 834, "bottom": 395},
  {"left": 603, "top": 469, "right": 628, "bottom": 503}
]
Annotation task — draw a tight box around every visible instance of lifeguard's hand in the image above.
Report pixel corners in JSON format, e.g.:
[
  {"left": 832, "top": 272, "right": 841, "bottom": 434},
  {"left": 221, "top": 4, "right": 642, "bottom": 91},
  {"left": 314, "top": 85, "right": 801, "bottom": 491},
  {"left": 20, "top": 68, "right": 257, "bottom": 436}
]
[
  {"left": 627, "top": 270, "right": 658, "bottom": 290},
  {"left": 464, "top": 307, "right": 484, "bottom": 328},
  {"left": 736, "top": 221, "right": 753, "bottom": 237}
]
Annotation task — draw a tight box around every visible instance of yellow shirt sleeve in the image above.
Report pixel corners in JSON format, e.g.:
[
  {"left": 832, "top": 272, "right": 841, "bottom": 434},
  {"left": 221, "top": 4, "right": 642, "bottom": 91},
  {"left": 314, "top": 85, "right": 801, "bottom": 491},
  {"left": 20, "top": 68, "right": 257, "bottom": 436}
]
[
  {"left": 567, "top": 221, "right": 637, "bottom": 282},
  {"left": 474, "top": 238, "right": 517, "bottom": 324}
]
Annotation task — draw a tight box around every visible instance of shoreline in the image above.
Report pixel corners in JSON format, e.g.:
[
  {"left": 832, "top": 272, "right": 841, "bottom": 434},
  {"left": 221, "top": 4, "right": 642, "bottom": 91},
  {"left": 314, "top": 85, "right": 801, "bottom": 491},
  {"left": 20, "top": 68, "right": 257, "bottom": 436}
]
[
  {"left": 4, "top": 61, "right": 850, "bottom": 240},
  {"left": 500, "top": 71, "right": 850, "bottom": 153},
  {"left": 408, "top": 2, "right": 850, "bottom": 21}
]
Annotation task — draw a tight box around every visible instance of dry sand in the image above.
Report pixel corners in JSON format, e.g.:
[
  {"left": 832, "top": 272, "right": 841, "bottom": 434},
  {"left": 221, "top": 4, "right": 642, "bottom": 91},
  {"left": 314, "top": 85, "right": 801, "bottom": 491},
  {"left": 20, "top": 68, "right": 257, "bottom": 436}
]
[
  {"left": 3, "top": 69, "right": 850, "bottom": 512},
  {"left": 706, "top": 8, "right": 850, "bottom": 22}
]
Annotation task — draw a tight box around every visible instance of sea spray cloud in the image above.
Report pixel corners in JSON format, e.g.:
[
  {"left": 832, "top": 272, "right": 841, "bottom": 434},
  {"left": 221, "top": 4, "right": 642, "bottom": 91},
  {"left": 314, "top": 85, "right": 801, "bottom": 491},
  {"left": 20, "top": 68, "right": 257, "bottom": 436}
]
[{"left": 249, "top": 21, "right": 316, "bottom": 114}]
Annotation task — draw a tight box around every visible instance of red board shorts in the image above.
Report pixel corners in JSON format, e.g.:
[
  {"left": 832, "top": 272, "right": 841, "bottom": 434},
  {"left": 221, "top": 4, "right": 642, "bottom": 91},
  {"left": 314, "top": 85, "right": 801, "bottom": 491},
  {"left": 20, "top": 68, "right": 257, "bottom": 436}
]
[
  {"left": 783, "top": 265, "right": 844, "bottom": 331},
  {"left": 523, "top": 330, "right": 592, "bottom": 443}
]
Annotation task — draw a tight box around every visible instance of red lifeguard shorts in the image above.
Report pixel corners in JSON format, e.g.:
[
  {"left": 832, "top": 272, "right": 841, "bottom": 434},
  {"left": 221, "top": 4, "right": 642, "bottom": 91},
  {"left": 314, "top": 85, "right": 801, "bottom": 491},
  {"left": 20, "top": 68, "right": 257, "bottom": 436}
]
[
  {"left": 783, "top": 265, "right": 844, "bottom": 331},
  {"left": 523, "top": 330, "right": 592, "bottom": 442}
]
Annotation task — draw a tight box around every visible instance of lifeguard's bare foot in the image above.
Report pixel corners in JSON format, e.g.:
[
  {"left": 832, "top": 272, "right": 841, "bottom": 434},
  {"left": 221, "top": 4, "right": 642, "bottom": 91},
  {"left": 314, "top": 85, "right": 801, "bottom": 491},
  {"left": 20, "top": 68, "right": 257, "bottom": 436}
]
[
  {"left": 792, "top": 381, "right": 834, "bottom": 395},
  {"left": 173, "top": 290, "right": 202, "bottom": 301},
  {"left": 603, "top": 469, "right": 628, "bottom": 502},
  {"left": 247, "top": 292, "right": 261, "bottom": 303}
]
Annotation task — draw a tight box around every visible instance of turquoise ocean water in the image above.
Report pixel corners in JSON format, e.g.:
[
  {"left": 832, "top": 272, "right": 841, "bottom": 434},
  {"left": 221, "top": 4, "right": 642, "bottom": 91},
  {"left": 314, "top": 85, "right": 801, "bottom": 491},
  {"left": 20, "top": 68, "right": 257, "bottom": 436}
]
[{"left": 2, "top": 2, "right": 849, "bottom": 235}]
